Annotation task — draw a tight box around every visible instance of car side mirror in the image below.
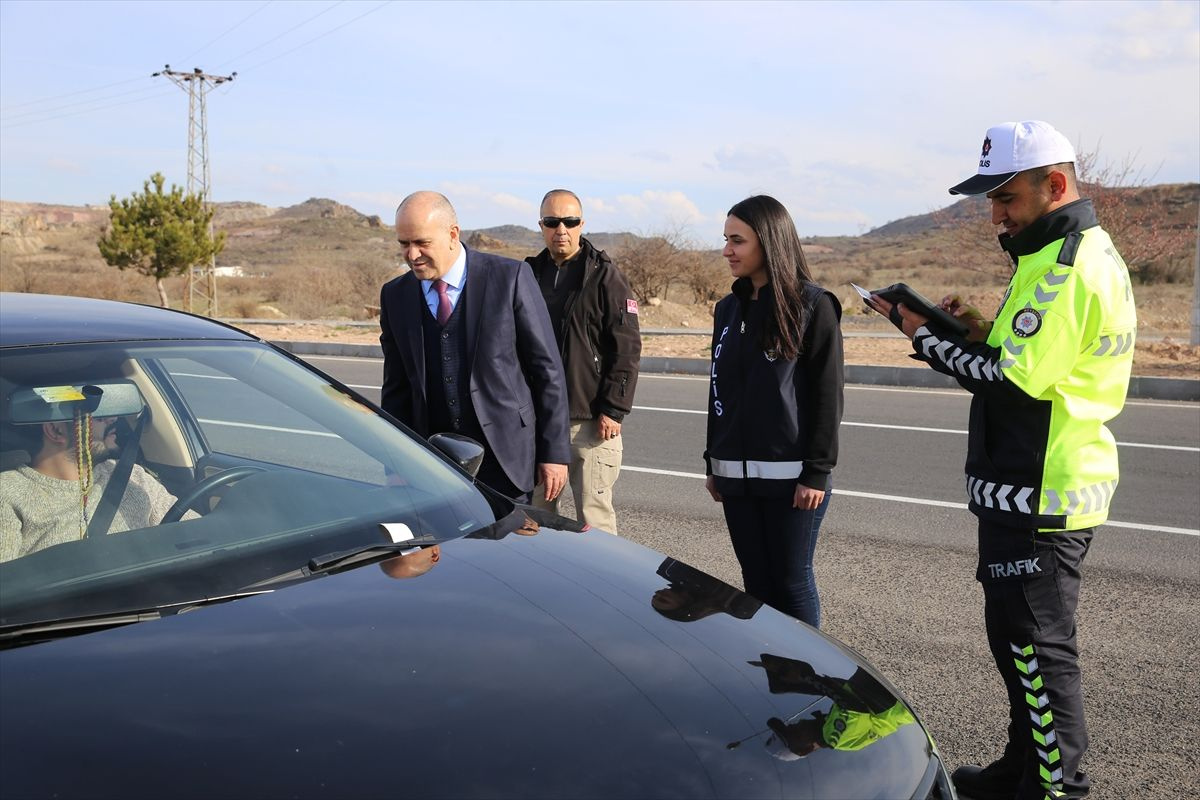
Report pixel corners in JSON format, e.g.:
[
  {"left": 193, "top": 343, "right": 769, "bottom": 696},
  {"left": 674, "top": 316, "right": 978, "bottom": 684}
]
[{"left": 428, "top": 433, "right": 485, "bottom": 478}]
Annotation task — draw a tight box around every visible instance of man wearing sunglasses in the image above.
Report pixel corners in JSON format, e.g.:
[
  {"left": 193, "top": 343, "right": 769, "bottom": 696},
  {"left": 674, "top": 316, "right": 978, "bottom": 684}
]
[{"left": 525, "top": 189, "right": 641, "bottom": 535}]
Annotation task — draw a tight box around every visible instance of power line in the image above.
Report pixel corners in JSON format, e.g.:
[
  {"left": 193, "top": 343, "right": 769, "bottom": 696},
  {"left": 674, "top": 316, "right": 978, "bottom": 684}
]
[
  {"left": 177, "top": 0, "right": 274, "bottom": 65},
  {"left": 214, "top": 1, "right": 345, "bottom": 69},
  {"left": 2, "top": 82, "right": 165, "bottom": 122},
  {"left": 0, "top": 88, "right": 175, "bottom": 130},
  {"left": 1, "top": 1, "right": 391, "bottom": 129},
  {"left": 0, "top": 75, "right": 146, "bottom": 114},
  {"left": 0, "top": 0, "right": 268, "bottom": 117},
  {"left": 239, "top": 1, "right": 391, "bottom": 73}
]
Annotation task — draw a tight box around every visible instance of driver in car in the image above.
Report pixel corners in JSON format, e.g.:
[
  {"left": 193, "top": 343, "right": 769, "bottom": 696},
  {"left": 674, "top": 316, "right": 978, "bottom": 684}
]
[{"left": 1, "top": 410, "right": 196, "bottom": 562}]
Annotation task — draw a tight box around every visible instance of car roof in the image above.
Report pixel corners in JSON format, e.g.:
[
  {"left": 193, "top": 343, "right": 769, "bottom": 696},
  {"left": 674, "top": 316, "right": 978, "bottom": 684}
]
[{"left": 0, "top": 293, "right": 257, "bottom": 348}]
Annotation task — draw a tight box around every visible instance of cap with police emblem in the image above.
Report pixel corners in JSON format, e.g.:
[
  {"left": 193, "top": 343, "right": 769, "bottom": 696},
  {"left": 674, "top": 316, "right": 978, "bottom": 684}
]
[{"left": 949, "top": 120, "right": 1076, "bottom": 196}]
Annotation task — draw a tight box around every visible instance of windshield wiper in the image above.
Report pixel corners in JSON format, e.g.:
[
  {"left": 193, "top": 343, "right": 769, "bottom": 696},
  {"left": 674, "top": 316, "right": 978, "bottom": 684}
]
[
  {"left": 305, "top": 537, "right": 440, "bottom": 575},
  {"left": 0, "top": 590, "right": 274, "bottom": 649}
]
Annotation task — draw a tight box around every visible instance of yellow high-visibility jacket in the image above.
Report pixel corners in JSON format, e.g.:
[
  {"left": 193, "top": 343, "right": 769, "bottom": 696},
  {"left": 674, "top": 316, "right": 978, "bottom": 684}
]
[{"left": 912, "top": 199, "right": 1136, "bottom": 531}]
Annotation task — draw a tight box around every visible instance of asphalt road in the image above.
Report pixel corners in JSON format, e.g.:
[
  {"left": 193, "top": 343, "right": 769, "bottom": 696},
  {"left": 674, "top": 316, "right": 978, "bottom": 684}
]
[{"left": 309, "top": 354, "right": 1199, "bottom": 799}]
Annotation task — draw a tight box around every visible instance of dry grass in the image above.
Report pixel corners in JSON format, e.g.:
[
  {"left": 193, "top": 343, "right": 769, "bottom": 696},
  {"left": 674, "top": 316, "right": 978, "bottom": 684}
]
[{"left": 2, "top": 196, "right": 1195, "bottom": 378}]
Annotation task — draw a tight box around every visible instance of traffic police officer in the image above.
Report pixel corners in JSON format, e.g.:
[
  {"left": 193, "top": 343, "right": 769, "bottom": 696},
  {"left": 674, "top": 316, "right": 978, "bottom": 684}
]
[{"left": 868, "top": 120, "right": 1136, "bottom": 800}]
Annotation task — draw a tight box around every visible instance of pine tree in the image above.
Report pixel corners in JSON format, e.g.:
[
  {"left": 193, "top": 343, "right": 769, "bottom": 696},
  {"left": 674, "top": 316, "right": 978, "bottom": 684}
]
[{"left": 97, "top": 173, "right": 225, "bottom": 308}]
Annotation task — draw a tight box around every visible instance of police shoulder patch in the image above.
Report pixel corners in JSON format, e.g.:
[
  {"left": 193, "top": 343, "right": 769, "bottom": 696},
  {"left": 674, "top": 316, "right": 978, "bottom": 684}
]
[{"left": 1012, "top": 308, "right": 1042, "bottom": 338}]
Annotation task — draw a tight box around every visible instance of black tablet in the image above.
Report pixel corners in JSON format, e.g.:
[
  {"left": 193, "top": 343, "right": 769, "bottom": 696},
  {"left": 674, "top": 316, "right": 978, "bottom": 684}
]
[{"left": 871, "top": 283, "right": 970, "bottom": 337}]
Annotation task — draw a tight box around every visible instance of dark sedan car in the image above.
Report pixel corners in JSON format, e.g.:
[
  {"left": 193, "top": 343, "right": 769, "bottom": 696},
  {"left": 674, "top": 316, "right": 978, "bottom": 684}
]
[{"left": 0, "top": 292, "right": 954, "bottom": 799}]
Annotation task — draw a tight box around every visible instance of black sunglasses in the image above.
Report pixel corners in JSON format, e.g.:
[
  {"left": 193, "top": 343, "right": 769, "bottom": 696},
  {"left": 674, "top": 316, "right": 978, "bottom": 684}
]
[{"left": 540, "top": 216, "right": 582, "bottom": 229}]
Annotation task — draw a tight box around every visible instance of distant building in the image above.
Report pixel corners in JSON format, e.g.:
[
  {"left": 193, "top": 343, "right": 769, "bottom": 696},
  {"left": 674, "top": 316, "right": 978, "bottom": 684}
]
[{"left": 192, "top": 266, "right": 253, "bottom": 278}]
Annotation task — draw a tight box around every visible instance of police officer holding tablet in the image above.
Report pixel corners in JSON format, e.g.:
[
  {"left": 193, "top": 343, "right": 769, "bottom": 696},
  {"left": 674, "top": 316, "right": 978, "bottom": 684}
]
[{"left": 866, "top": 120, "right": 1136, "bottom": 800}]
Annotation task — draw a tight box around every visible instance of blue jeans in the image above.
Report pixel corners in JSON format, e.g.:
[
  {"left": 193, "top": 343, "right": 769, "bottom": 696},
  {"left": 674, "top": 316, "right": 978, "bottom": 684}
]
[{"left": 722, "top": 490, "right": 831, "bottom": 627}]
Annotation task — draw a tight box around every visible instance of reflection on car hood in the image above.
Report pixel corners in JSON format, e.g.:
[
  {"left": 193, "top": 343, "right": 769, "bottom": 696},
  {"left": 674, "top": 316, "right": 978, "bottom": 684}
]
[{"left": 0, "top": 528, "right": 933, "bottom": 799}]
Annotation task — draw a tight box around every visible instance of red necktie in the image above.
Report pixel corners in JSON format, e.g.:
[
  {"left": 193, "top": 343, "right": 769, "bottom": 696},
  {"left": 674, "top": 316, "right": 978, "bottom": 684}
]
[{"left": 433, "top": 279, "right": 452, "bottom": 325}]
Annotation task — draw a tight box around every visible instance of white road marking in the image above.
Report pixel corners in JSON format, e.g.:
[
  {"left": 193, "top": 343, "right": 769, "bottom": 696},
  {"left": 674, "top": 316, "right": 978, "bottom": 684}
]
[
  {"left": 630, "top": 407, "right": 1198, "bottom": 452},
  {"left": 294, "top": 361, "right": 1199, "bottom": 407},
  {"left": 171, "top": 371, "right": 235, "bottom": 380},
  {"left": 180, "top": 368, "right": 1198, "bottom": 453},
  {"left": 635, "top": 405, "right": 705, "bottom": 415},
  {"left": 197, "top": 418, "right": 340, "bottom": 438},
  {"left": 619, "top": 465, "right": 1200, "bottom": 537},
  {"left": 304, "top": 355, "right": 383, "bottom": 363},
  {"left": 638, "top": 374, "right": 707, "bottom": 382}
]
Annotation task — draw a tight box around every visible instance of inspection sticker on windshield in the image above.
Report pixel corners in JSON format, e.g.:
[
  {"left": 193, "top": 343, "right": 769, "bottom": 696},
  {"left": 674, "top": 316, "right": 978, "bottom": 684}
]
[{"left": 33, "top": 385, "right": 86, "bottom": 403}]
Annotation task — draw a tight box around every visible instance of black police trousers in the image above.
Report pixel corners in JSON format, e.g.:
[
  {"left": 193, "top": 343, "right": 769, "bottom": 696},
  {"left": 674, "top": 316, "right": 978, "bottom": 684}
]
[{"left": 976, "top": 520, "right": 1093, "bottom": 799}]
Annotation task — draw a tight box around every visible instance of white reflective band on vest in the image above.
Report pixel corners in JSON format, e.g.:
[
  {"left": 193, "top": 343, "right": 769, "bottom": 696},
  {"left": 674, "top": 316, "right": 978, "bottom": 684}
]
[
  {"left": 967, "top": 476, "right": 1035, "bottom": 513},
  {"left": 1043, "top": 479, "right": 1118, "bottom": 516},
  {"left": 711, "top": 458, "right": 804, "bottom": 480}
]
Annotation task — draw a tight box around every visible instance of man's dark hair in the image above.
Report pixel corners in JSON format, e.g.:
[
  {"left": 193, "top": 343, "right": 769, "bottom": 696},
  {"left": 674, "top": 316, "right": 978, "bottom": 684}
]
[
  {"left": 1027, "top": 162, "right": 1078, "bottom": 191},
  {"left": 727, "top": 195, "right": 815, "bottom": 360},
  {"left": 540, "top": 189, "right": 582, "bottom": 213}
]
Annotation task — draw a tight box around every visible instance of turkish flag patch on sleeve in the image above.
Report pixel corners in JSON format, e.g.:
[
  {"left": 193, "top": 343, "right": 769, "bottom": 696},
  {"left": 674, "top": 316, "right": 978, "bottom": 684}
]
[{"left": 626, "top": 298, "right": 639, "bottom": 315}]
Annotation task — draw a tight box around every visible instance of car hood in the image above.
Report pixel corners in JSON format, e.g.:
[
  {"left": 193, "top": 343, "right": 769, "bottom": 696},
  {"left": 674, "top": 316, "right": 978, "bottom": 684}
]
[{"left": 0, "top": 527, "right": 936, "bottom": 799}]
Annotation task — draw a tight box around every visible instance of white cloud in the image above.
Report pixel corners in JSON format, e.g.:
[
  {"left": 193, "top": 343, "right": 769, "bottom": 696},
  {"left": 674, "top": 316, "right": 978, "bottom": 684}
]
[
  {"left": 341, "top": 190, "right": 407, "bottom": 215},
  {"left": 437, "top": 182, "right": 538, "bottom": 223},
  {"left": 491, "top": 192, "right": 535, "bottom": 215},
  {"left": 612, "top": 189, "right": 706, "bottom": 229},
  {"left": 584, "top": 196, "right": 617, "bottom": 214},
  {"left": 45, "top": 157, "right": 85, "bottom": 175},
  {"left": 632, "top": 149, "right": 672, "bottom": 163},
  {"left": 712, "top": 145, "right": 791, "bottom": 175},
  {"left": 1097, "top": 0, "right": 1200, "bottom": 68}
]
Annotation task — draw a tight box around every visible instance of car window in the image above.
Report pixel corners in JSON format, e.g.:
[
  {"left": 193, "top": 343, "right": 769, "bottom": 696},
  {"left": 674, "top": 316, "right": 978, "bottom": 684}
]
[
  {"left": 153, "top": 354, "right": 382, "bottom": 482},
  {"left": 0, "top": 340, "right": 498, "bottom": 628}
]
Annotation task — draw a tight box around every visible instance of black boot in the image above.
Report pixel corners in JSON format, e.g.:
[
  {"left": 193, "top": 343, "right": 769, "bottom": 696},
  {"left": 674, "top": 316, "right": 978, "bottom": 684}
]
[{"left": 951, "top": 755, "right": 1022, "bottom": 800}]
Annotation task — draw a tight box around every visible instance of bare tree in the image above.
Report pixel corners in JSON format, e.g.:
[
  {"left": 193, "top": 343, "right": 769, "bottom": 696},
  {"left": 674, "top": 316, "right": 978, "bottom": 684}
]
[
  {"left": 1075, "top": 150, "right": 1196, "bottom": 283},
  {"left": 931, "top": 148, "right": 1197, "bottom": 284},
  {"left": 682, "top": 249, "right": 729, "bottom": 305},
  {"left": 614, "top": 225, "right": 692, "bottom": 303}
]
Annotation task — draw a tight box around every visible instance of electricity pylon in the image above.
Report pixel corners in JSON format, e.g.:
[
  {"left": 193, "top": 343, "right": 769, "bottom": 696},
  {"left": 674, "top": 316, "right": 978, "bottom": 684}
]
[{"left": 153, "top": 65, "right": 235, "bottom": 316}]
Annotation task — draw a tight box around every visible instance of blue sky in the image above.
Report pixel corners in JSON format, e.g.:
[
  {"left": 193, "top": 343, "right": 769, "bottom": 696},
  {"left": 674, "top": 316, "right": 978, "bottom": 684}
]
[{"left": 1, "top": 0, "right": 1197, "bottom": 243}]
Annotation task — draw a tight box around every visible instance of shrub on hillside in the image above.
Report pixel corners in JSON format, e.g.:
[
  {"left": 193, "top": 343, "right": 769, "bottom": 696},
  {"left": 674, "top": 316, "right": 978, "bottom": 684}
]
[{"left": 263, "top": 260, "right": 398, "bottom": 319}]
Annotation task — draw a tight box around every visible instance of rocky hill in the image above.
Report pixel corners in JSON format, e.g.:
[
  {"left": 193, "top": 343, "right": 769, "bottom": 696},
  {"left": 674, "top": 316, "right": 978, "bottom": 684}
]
[
  {"left": 866, "top": 183, "right": 1199, "bottom": 238},
  {"left": 2, "top": 184, "right": 1195, "bottom": 328}
]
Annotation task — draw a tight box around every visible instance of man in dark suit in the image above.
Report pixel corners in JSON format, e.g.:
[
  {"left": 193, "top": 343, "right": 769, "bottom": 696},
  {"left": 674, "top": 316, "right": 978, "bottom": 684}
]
[{"left": 379, "top": 191, "right": 569, "bottom": 503}]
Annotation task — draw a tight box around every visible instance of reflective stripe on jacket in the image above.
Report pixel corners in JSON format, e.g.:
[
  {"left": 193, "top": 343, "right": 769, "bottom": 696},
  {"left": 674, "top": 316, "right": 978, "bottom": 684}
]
[
  {"left": 704, "top": 278, "right": 844, "bottom": 498},
  {"left": 911, "top": 199, "right": 1135, "bottom": 530}
]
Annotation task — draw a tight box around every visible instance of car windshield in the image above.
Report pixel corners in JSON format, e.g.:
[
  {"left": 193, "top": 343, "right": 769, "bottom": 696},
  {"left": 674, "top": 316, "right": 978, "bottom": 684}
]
[{"left": 0, "top": 339, "right": 497, "bottom": 628}]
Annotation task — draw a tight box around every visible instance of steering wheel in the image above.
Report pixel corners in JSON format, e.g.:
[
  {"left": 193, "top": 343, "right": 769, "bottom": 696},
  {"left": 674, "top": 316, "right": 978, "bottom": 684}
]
[{"left": 162, "top": 466, "right": 267, "bottom": 523}]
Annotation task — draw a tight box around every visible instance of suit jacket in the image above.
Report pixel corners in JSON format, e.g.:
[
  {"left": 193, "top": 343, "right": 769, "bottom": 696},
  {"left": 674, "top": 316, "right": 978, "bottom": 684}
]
[{"left": 379, "top": 247, "right": 571, "bottom": 492}]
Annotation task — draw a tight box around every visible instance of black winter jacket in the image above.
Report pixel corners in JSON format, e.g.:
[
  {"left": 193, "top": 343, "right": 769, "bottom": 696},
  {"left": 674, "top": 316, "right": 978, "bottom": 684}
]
[
  {"left": 705, "top": 278, "right": 844, "bottom": 497},
  {"left": 526, "top": 238, "right": 641, "bottom": 421}
]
